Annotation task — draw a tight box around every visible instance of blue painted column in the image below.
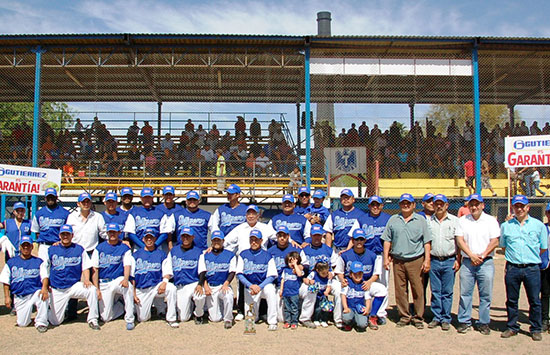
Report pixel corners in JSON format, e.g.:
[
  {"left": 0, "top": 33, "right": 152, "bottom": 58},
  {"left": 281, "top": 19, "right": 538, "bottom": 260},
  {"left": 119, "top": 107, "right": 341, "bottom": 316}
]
[
  {"left": 304, "top": 45, "right": 311, "bottom": 187},
  {"left": 471, "top": 42, "right": 482, "bottom": 194},
  {"left": 31, "top": 46, "right": 45, "bottom": 217}
]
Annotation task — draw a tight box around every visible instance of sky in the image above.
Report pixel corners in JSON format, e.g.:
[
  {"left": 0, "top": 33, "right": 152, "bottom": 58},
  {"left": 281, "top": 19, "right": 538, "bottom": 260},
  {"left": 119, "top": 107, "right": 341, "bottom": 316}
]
[{"left": 1, "top": 0, "right": 549, "bottom": 133}]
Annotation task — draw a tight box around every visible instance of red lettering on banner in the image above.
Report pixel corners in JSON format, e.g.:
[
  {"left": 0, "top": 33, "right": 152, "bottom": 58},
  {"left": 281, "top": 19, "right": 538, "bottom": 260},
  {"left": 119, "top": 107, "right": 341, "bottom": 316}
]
[
  {"left": 508, "top": 152, "right": 516, "bottom": 166},
  {"left": 30, "top": 184, "right": 39, "bottom": 194}
]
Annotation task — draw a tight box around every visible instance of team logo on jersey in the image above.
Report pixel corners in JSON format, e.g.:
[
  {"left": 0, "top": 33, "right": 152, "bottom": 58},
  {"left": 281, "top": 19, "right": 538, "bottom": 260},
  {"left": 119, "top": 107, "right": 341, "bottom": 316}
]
[
  {"left": 362, "top": 225, "right": 385, "bottom": 239},
  {"left": 177, "top": 216, "right": 206, "bottom": 228},
  {"left": 135, "top": 258, "right": 161, "bottom": 274},
  {"left": 10, "top": 266, "right": 40, "bottom": 283},
  {"left": 242, "top": 259, "right": 268, "bottom": 274},
  {"left": 333, "top": 216, "right": 357, "bottom": 230},
  {"left": 219, "top": 212, "right": 245, "bottom": 227},
  {"left": 171, "top": 256, "right": 198, "bottom": 271},
  {"left": 346, "top": 287, "right": 365, "bottom": 299},
  {"left": 51, "top": 255, "right": 81, "bottom": 271},
  {"left": 274, "top": 220, "right": 303, "bottom": 231},
  {"left": 336, "top": 149, "right": 357, "bottom": 172},
  {"left": 307, "top": 254, "right": 330, "bottom": 267},
  {"left": 205, "top": 260, "right": 230, "bottom": 276},
  {"left": 135, "top": 216, "right": 160, "bottom": 229},
  {"left": 38, "top": 217, "right": 65, "bottom": 230},
  {"left": 98, "top": 252, "right": 122, "bottom": 268}
]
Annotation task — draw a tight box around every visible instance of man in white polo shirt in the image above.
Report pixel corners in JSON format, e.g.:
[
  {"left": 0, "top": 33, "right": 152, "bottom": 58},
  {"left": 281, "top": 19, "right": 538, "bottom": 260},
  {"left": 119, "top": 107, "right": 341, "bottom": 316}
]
[
  {"left": 67, "top": 192, "right": 106, "bottom": 253},
  {"left": 455, "top": 194, "right": 500, "bottom": 335}
]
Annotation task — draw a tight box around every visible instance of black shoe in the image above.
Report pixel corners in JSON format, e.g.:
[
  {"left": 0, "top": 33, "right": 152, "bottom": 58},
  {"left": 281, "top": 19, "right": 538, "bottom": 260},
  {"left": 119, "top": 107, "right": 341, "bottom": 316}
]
[
  {"left": 396, "top": 320, "right": 410, "bottom": 327},
  {"left": 194, "top": 316, "right": 203, "bottom": 325},
  {"left": 531, "top": 332, "right": 542, "bottom": 341},
  {"left": 88, "top": 321, "right": 101, "bottom": 330},
  {"left": 441, "top": 322, "right": 450, "bottom": 331},
  {"left": 501, "top": 329, "right": 518, "bottom": 338},
  {"left": 428, "top": 320, "right": 440, "bottom": 329},
  {"left": 478, "top": 324, "right": 490, "bottom": 335},
  {"left": 457, "top": 323, "right": 471, "bottom": 334},
  {"left": 414, "top": 321, "right": 424, "bottom": 329}
]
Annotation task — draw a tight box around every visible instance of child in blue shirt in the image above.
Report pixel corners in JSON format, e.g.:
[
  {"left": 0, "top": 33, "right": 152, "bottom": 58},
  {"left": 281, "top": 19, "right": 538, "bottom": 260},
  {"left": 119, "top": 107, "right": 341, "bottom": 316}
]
[{"left": 279, "top": 251, "right": 303, "bottom": 329}]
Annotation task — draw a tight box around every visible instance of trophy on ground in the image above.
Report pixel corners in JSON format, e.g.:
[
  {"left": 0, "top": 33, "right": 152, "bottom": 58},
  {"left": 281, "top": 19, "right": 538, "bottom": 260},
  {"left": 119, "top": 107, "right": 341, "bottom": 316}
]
[{"left": 244, "top": 303, "right": 256, "bottom": 335}]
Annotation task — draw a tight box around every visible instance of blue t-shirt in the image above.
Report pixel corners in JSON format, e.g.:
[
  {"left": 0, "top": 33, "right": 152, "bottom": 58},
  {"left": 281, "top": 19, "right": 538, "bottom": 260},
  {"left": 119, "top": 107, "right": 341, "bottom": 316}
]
[
  {"left": 281, "top": 267, "right": 301, "bottom": 297},
  {"left": 101, "top": 210, "right": 129, "bottom": 235},
  {"left": 203, "top": 249, "right": 235, "bottom": 286},
  {"left": 173, "top": 208, "right": 212, "bottom": 250},
  {"left": 239, "top": 248, "right": 272, "bottom": 285},
  {"left": 302, "top": 243, "right": 334, "bottom": 271},
  {"left": 6, "top": 256, "right": 43, "bottom": 296},
  {"left": 157, "top": 203, "right": 184, "bottom": 218},
  {"left": 340, "top": 248, "right": 377, "bottom": 281},
  {"left": 133, "top": 248, "right": 166, "bottom": 289},
  {"left": 271, "top": 213, "right": 308, "bottom": 245},
  {"left": 343, "top": 277, "right": 366, "bottom": 311},
  {"left": 216, "top": 203, "right": 248, "bottom": 236},
  {"left": 170, "top": 245, "right": 202, "bottom": 286},
  {"left": 268, "top": 244, "right": 299, "bottom": 285},
  {"left": 309, "top": 205, "right": 330, "bottom": 225},
  {"left": 355, "top": 211, "right": 391, "bottom": 255},
  {"left": 327, "top": 208, "right": 366, "bottom": 248},
  {"left": 95, "top": 240, "right": 130, "bottom": 281},
  {"left": 48, "top": 243, "right": 85, "bottom": 289},
  {"left": 3, "top": 219, "right": 32, "bottom": 255},
  {"left": 32, "top": 205, "right": 70, "bottom": 244}
]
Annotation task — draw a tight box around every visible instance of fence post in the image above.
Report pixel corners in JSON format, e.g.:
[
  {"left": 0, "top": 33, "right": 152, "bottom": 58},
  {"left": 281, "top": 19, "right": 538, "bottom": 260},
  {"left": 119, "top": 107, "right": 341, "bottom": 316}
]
[
  {"left": 31, "top": 45, "right": 45, "bottom": 219},
  {"left": 471, "top": 40, "right": 482, "bottom": 194}
]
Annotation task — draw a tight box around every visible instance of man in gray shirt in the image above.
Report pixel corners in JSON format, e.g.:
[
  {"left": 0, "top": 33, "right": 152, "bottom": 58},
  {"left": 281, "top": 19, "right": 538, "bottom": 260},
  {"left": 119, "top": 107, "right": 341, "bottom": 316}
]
[{"left": 382, "top": 193, "right": 431, "bottom": 329}]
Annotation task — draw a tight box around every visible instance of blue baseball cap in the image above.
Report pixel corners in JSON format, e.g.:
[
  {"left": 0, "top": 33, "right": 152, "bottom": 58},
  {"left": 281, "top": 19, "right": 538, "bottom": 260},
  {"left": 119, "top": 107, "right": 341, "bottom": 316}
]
[
  {"left": 211, "top": 230, "right": 225, "bottom": 240},
  {"left": 422, "top": 193, "right": 434, "bottom": 202},
  {"left": 19, "top": 235, "right": 33, "bottom": 245},
  {"left": 13, "top": 202, "right": 26, "bottom": 210},
  {"left": 141, "top": 187, "right": 154, "bottom": 197},
  {"left": 163, "top": 185, "right": 175, "bottom": 195},
  {"left": 179, "top": 226, "right": 195, "bottom": 237},
  {"left": 282, "top": 194, "right": 295, "bottom": 203},
  {"left": 350, "top": 261, "right": 364, "bottom": 273},
  {"left": 399, "top": 193, "right": 415, "bottom": 203},
  {"left": 467, "top": 194, "right": 484, "bottom": 203},
  {"left": 121, "top": 187, "right": 134, "bottom": 196},
  {"left": 249, "top": 229, "right": 263, "bottom": 239},
  {"left": 511, "top": 194, "right": 529, "bottom": 206},
  {"left": 340, "top": 189, "right": 354, "bottom": 197},
  {"left": 106, "top": 223, "right": 120, "bottom": 232},
  {"left": 247, "top": 205, "right": 259, "bottom": 213},
  {"left": 143, "top": 228, "right": 158, "bottom": 238},
  {"left": 59, "top": 224, "right": 73, "bottom": 235},
  {"left": 352, "top": 229, "right": 367, "bottom": 239},
  {"left": 226, "top": 184, "right": 241, "bottom": 194},
  {"left": 186, "top": 190, "right": 200, "bottom": 200},
  {"left": 298, "top": 186, "right": 311, "bottom": 196},
  {"left": 368, "top": 195, "right": 383, "bottom": 205},
  {"left": 311, "top": 224, "right": 325, "bottom": 235},
  {"left": 78, "top": 192, "right": 92, "bottom": 202},
  {"left": 45, "top": 188, "right": 57, "bottom": 197},
  {"left": 433, "top": 194, "right": 448, "bottom": 203},
  {"left": 276, "top": 225, "right": 290, "bottom": 235},
  {"left": 312, "top": 190, "right": 326, "bottom": 199},
  {"left": 104, "top": 192, "right": 118, "bottom": 202}
]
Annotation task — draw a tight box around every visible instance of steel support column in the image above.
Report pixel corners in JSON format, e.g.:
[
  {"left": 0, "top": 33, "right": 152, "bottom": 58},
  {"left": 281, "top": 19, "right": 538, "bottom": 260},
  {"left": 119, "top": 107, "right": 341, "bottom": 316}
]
[
  {"left": 472, "top": 42, "right": 482, "bottom": 194},
  {"left": 304, "top": 45, "right": 311, "bottom": 187},
  {"left": 31, "top": 46, "right": 45, "bottom": 218}
]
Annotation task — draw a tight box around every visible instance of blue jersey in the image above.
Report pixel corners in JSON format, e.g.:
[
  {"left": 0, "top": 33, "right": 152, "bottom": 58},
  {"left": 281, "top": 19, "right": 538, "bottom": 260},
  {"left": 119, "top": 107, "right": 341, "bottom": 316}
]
[
  {"left": 343, "top": 277, "right": 366, "bottom": 310},
  {"left": 3, "top": 219, "right": 32, "bottom": 255},
  {"left": 48, "top": 243, "right": 85, "bottom": 289},
  {"left": 133, "top": 248, "right": 167, "bottom": 289},
  {"left": 95, "top": 241, "right": 130, "bottom": 281},
  {"left": 170, "top": 246, "right": 202, "bottom": 286},
  {"left": 355, "top": 211, "right": 391, "bottom": 255},
  {"left": 310, "top": 205, "right": 330, "bottom": 225},
  {"left": 101, "top": 210, "right": 129, "bottom": 234},
  {"left": 326, "top": 208, "right": 366, "bottom": 248},
  {"left": 116, "top": 206, "right": 132, "bottom": 217},
  {"left": 308, "top": 271, "right": 330, "bottom": 297},
  {"left": 294, "top": 204, "right": 310, "bottom": 216},
  {"left": 271, "top": 213, "right": 308, "bottom": 245},
  {"left": 216, "top": 203, "right": 248, "bottom": 235},
  {"left": 157, "top": 203, "right": 184, "bottom": 217},
  {"left": 239, "top": 248, "right": 273, "bottom": 285},
  {"left": 268, "top": 244, "right": 299, "bottom": 285},
  {"left": 5, "top": 256, "right": 43, "bottom": 296},
  {"left": 173, "top": 208, "right": 212, "bottom": 250},
  {"left": 32, "top": 205, "right": 70, "bottom": 244},
  {"left": 340, "top": 248, "right": 377, "bottom": 281},
  {"left": 281, "top": 267, "right": 301, "bottom": 297},
  {"left": 301, "top": 243, "right": 335, "bottom": 271},
  {"left": 202, "top": 249, "right": 236, "bottom": 286},
  {"left": 127, "top": 206, "right": 167, "bottom": 246}
]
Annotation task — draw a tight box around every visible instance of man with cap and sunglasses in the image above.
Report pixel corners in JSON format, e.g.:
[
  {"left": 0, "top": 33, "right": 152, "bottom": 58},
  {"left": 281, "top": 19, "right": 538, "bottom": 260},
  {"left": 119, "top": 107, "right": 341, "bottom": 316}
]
[
  {"left": 455, "top": 193, "right": 500, "bottom": 335},
  {"left": 157, "top": 185, "right": 184, "bottom": 218},
  {"left": 294, "top": 186, "right": 312, "bottom": 216},
  {"left": 0, "top": 202, "right": 31, "bottom": 260},
  {"left": 117, "top": 187, "right": 135, "bottom": 214},
  {"left": 0, "top": 235, "right": 49, "bottom": 332},
  {"left": 500, "top": 195, "right": 547, "bottom": 341},
  {"left": 102, "top": 192, "right": 130, "bottom": 238},
  {"left": 307, "top": 189, "right": 330, "bottom": 226},
  {"left": 268, "top": 194, "right": 311, "bottom": 248},
  {"left": 382, "top": 193, "right": 432, "bottom": 329},
  {"left": 209, "top": 184, "right": 248, "bottom": 236},
  {"left": 324, "top": 189, "right": 367, "bottom": 253},
  {"left": 541, "top": 202, "right": 550, "bottom": 333},
  {"left": 417, "top": 193, "right": 435, "bottom": 219}
]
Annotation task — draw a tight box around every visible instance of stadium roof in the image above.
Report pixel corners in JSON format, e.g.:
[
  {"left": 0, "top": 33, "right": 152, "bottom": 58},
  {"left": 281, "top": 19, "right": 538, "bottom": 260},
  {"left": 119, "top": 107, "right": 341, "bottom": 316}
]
[{"left": 1, "top": 33, "right": 550, "bottom": 105}]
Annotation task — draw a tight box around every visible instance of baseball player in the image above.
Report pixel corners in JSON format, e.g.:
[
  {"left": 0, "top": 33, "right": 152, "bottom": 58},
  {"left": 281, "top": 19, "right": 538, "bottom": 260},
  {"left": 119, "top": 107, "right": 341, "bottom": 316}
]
[
  {"left": 197, "top": 230, "right": 236, "bottom": 329},
  {"left": 294, "top": 186, "right": 311, "bottom": 216},
  {"left": 305, "top": 189, "right": 330, "bottom": 226},
  {"left": 209, "top": 184, "right": 248, "bottom": 236},
  {"left": 117, "top": 187, "right": 135, "bottom": 214},
  {"left": 0, "top": 202, "right": 31, "bottom": 260},
  {"left": 268, "top": 194, "right": 311, "bottom": 247},
  {"left": 132, "top": 227, "right": 178, "bottom": 328},
  {"left": 236, "top": 229, "right": 279, "bottom": 331},
  {"left": 102, "top": 192, "right": 130, "bottom": 234},
  {"left": 91, "top": 223, "right": 135, "bottom": 330},
  {"left": 300, "top": 261, "right": 333, "bottom": 328},
  {"left": 166, "top": 226, "right": 205, "bottom": 324},
  {"left": 42, "top": 224, "right": 100, "bottom": 329},
  {"left": 323, "top": 189, "right": 366, "bottom": 252},
  {"left": 0, "top": 235, "right": 49, "bottom": 332},
  {"left": 157, "top": 185, "right": 184, "bottom": 217},
  {"left": 31, "top": 188, "right": 70, "bottom": 261}
]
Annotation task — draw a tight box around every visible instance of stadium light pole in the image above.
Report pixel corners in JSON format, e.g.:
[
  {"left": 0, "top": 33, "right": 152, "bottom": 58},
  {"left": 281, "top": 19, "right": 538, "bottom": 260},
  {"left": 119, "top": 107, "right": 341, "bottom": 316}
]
[
  {"left": 471, "top": 40, "right": 482, "bottom": 194},
  {"left": 304, "top": 41, "right": 311, "bottom": 188},
  {"left": 31, "top": 45, "right": 45, "bottom": 218}
]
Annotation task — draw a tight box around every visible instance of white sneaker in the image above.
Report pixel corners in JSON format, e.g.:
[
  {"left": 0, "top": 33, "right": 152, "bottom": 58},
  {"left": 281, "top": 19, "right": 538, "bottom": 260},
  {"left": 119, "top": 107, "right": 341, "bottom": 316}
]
[
  {"left": 268, "top": 324, "right": 278, "bottom": 331},
  {"left": 320, "top": 321, "right": 329, "bottom": 328},
  {"left": 235, "top": 313, "right": 244, "bottom": 321},
  {"left": 313, "top": 321, "right": 321, "bottom": 327},
  {"left": 167, "top": 321, "right": 180, "bottom": 328}
]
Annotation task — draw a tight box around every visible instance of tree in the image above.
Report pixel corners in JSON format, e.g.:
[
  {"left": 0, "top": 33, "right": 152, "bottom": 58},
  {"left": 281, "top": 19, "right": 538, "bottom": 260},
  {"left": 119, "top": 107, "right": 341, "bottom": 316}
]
[{"left": 0, "top": 102, "right": 76, "bottom": 134}]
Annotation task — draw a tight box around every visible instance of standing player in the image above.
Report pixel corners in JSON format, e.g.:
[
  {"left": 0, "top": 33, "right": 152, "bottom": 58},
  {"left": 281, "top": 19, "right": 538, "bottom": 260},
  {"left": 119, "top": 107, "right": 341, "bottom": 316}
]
[
  {"left": 268, "top": 194, "right": 311, "bottom": 247},
  {"left": 324, "top": 189, "right": 366, "bottom": 252},
  {"left": 209, "top": 184, "right": 248, "bottom": 236},
  {"left": 0, "top": 202, "right": 31, "bottom": 259},
  {"left": 91, "top": 223, "right": 135, "bottom": 330},
  {"left": 294, "top": 186, "right": 311, "bottom": 216},
  {"left": 42, "top": 224, "right": 100, "bottom": 329},
  {"left": 197, "top": 230, "right": 237, "bottom": 329},
  {"left": 31, "top": 188, "right": 70, "bottom": 261},
  {"left": 102, "top": 192, "right": 130, "bottom": 233},
  {"left": 118, "top": 187, "right": 135, "bottom": 214},
  {"left": 132, "top": 227, "right": 178, "bottom": 328},
  {"left": 157, "top": 185, "right": 184, "bottom": 217},
  {"left": 0, "top": 235, "right": 49, "bottom": 332},
  {"left": 305, "top": 189, "right": 330, "bottom": 226}
]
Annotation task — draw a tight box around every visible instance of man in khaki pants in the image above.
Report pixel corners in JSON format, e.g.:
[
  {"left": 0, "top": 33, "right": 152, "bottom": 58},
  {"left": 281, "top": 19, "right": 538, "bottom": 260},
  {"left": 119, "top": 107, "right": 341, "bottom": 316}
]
[{"left": 382, "top": 193, "right": 432, "bottom": 329}]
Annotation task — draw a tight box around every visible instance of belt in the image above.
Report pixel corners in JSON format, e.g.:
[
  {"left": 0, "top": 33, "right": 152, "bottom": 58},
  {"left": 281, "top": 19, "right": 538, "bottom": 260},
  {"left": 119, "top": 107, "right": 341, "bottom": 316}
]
[
  {"left": 431, "top": 254, "right": 456, "bottom": 261},
  {"left": 507, "top": 262, "right": 538, "bottom": 268},
  {"left": 464, "top": 256, "right": 493, "bottom": 261},
  {"left": 100, "top": 278, "right": 115, "bottom": 283},
  {"left": 38, "top": 241, "right": 55, "bottom": 246}
]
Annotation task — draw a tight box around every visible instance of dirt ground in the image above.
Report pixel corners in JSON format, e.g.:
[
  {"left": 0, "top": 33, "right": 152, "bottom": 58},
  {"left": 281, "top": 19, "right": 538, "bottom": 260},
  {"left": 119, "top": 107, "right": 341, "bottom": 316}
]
[{"left": 0, "top": 251, "right": 548, "bottom": 355}]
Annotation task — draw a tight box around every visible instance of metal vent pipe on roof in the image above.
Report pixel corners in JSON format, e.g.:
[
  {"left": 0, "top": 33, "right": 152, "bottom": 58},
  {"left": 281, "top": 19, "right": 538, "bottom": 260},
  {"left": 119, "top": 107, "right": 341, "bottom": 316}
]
[
  {"left": 317, "top": 11, "right": 332, "bottom": 36},
  {"left": 315, "top": 11, "right": 335, "bottom": 127}
]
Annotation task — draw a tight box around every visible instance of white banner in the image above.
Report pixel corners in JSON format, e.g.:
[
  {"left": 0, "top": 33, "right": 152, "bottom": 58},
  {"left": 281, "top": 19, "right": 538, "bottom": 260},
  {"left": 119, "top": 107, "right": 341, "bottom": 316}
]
[
  {"left": 0, "top": 164, "right": 62, "bottom": 196},
  {"left": 504, "top": 135, "right": 550, "bottom": 168},
  {"left": 324, "top": 147, "right": 367, "bottom": 175}
]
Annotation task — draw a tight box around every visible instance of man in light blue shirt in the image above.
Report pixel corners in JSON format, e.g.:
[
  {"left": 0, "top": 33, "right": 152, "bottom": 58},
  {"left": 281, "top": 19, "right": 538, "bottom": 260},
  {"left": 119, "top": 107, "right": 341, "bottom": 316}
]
[{"left": 500, "top": 195, "right": 548, "bottom": 341}]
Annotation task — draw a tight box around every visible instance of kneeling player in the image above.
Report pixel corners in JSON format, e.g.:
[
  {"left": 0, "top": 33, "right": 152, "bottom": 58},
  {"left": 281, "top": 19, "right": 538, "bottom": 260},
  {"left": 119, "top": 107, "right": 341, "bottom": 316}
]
[
  {"left": 0, "top": 235, "right": 49, "bottom": 332},
  {"left": 197, "top": 230, "right": 237, "bottom": 328},
  {"left": 44, "top": 225, "right": 100, "bottom": 330},
  {"left": 132, "top": 228, "right": 178, "bottom": 328},
  {"left": 236, "top": 230, "right": 278, "bottom": 331},
  {"left": 91, "top": 223, "right": 135, "bottom": 330}
]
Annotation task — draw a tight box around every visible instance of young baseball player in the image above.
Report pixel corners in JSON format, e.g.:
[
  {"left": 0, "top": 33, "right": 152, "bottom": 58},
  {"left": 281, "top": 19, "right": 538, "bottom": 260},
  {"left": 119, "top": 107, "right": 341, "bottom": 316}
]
[
  {"left": 132, "top": 227, "right": 178, "bottom": 328},
  {"left": 236, "top": 229, "right": 279, "bottom": 331},
  {"left": 42, "top": 224, "right": 100, "bottom": 330},
  {"left": 197, "top": 230, "right": 237, "bottom": 329},
  {"left": 0, "top": 202, "right": 31, "bottom": 260},
  {"left": 300, "top": 261, "right": 333, "bottom": 328},
  {"left": 0, "top": 235, "right": 49, "bottom": 332},
  {"left": 102, "top": 192, "right": 130, "bottom": 234},
  {"left": 279, "top": 251, "right": 304, "bottom": 329},
  {"left": 166, "top": 226, "right": 204, "bottom": 324},
  {"left": 91, "top": 223, "right": 135, "bottom": 330}
]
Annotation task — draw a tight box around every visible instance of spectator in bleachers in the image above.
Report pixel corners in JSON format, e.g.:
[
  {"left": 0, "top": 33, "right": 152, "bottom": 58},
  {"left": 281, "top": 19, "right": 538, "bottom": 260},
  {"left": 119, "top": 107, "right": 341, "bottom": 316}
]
[
  {"left": 359, "top": 121, "right": 369, "bottom": 144},
  {"left": 277, "top": 141, "right": 292, "bottom": 176},
  {"left": 80, "top": 135, "right": 95, "bottom": 160},
  {"left": 145, "top": 151, "right": 157, "bottom": 175},
  {"left": 220, "top": 131, "right": 232, "bottom": 149},
  {"left": 255, "top": 150, "right": 271, "bottom": 176},
  {"left": 272, "top": 127, "right": 285, "bottom": 147},
  {"left": 185, "top": 119, "right": 194, "bottom": 133},
  {"left": 196, "top": 124, "right": 207, "bottom": 147},
  {"left": 74, "top": 118, "right": 84, "bottom": 138},
  {"left": 39, "top": 150, "right": 52, "bottom": 168},
  {"left": 161, "top": 133, "right": 174, "bottom": 152},
  {"left": 102, "top": 151, "right": 123, "bottom": 176},
  {"left": 63, "top": 161, "right": 75, "bottom": 183},
  {"left": 159, "top": 149, "right": 176, "bottom": 176},
  {"left": 268, "top": 119, "right": 280, "bottom": 136},
  {"left": 180, "top": 144, "right": 195, "bottom": 173},
  {"left": 288, "top": 167, "right": 302, "bottom": 194},
  {"left": 464, "top": 155, "right": 475, "bottom": 195},
  {"left": 126, "top": 144, "right": 141, "bottom": 170},
  {"left": 178, "top": 130, "right": 190, "bottom": 149},
  {"left": 207, "top": 124, "right": 220, "bottom": 148},
  {"left": 530, "top": 121, "right": 542, "bottom": 135},
  {"left": 41, "top": 135, "right": 55, "bottom": 155},
  {"left": 91, "top": 116, "right": 102, "bottom": 136},
  {"left": 235, "top": 116, "right": 246, "bottom": 136},
  {"left": 249, "top": 138, "right": 262, "bottom": 158},
  {"left": 230, "top": 145, "right": 247, "bottom": 176},
  {"left": 250, "top": 117, "right": 261, "bottom": 138},
  {"left": 245, "top": 152, "right": 255, "bottom": 176},
  {"left": 141, "top": 121, "right": 154, "bottom": 146},
  {"left": 127, "top": 121, "right": 140, "bottom": 145},
  {"left": 200, "top": 143, "right": 216, "bottom": 173},
  {"left": 543, "top": 122, "right": 550, "bottom": 134}
]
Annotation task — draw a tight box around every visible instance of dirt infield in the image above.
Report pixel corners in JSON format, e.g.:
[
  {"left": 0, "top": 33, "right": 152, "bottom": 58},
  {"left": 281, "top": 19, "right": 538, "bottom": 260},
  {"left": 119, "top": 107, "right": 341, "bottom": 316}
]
[{"left": 0, "top": 253, "right": 548, "bottom": 355}]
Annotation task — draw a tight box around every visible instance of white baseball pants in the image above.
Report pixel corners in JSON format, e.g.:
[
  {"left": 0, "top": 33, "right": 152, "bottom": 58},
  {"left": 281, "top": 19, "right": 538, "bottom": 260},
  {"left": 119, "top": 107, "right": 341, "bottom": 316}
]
[
  {"left": 198, "top": 284, "right": 234, "bottom": 322},
  {"left": 299, "top": 280, "right": 342, "bottom": 324},
  {"left": 99, "top": 276, "right": 135, "bottom": 323},
  {"left": 135, "top": 281, "right": 177, "bottom": 323},
  {"left": 49, "top": 282, "right": 99, "bottom": 325},
  {"left": 14, "top": 289, "right": 48, "bottom": 327},
  {"left": 175, "top": 282, "right": 205, "bottom": 322},
  {"left": 244, "top": 283, "right": 277, "bottom": 326}
]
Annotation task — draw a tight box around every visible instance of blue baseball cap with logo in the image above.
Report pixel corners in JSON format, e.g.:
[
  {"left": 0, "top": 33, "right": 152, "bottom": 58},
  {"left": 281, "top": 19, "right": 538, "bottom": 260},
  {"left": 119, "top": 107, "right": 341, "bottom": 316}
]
[
  {"left": 45, "top": 188, "right": 58, "bottom": 197},
  {"left": 350, "top": 261, "right": 364, "bottom": 273},
  {"left": 468, "top": 193, "right": 484, "bottom": 203},
  {"left": 163, "top": 185, "right": 175, "bottom": 195},
  {"left": 352, "top": 229, "right": 367, "bottom": 239},
  {"left": 422, "top": 193, "right": 434, "bottom": 202},
  {"left": 78, "top": 192, "right": 92, "bottom": 202},
  {"left": 511, "top": 194, "right": 529, "bottom": 205},
  {"left": 276, "top": 225, "right": 290, "bottom": 235},
  {"left": 433, "top": 194, "right": 448, "bottom": 203},
  {"left": 143, "top": 227, "right": 158, "bottom": 238},
  {"left": 311, "top": 224, "right": 325, "bottom": 235},
  {"left": 211, "top": 230, "right": 225, "bottom": 240},
  {"left": 226, "top": 184, "right": 241, "bottom": 194},
  {"left": 106, "top": 223, "right": 120, "bottom": 232},
  {"left": 250, "top": 229, "right": 263, "bottom": 239},
  {"left": 340, "top": 189, "right": 354, "bottom": 197},
  {"left": 368, "top": 195, "right": 383, "bottom": 205},
  {"left": 19, "top": 235, "right": 33, "bottom": 245},
  {"left": 104, "top": 192, "right": 118, "bottom": 202},
  {"left": 247, "top": 205, "right": 259, "bottom": 213},
  {"left": 59, "top": 224, "right": 73, "bottom": 235},
  {"left": 13, "top": 202, "right": 26, "bottom": 211},
  {"left": 312, "top": 190, "right": 326, "bottom": 199},
  {"left": 179, "top": 226, "right": 195, "bottom": 237},
  {"left": 399, "top": 193, "right": 415, "bottom": 203},
  {"left": 298, "top": 186, "right": 311, "bottom": 196},
  {"left": 282, "top": 194, "right": 295, "bottom": 203},
  {"left": 186, "top": 190, "right": 200, "bottom": 200},
  {"left": 121, "top": 187, "right": 134, "bottom": 196},
  {"left": 141, "top": 187, "right": 154, "bottom": 197}
]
